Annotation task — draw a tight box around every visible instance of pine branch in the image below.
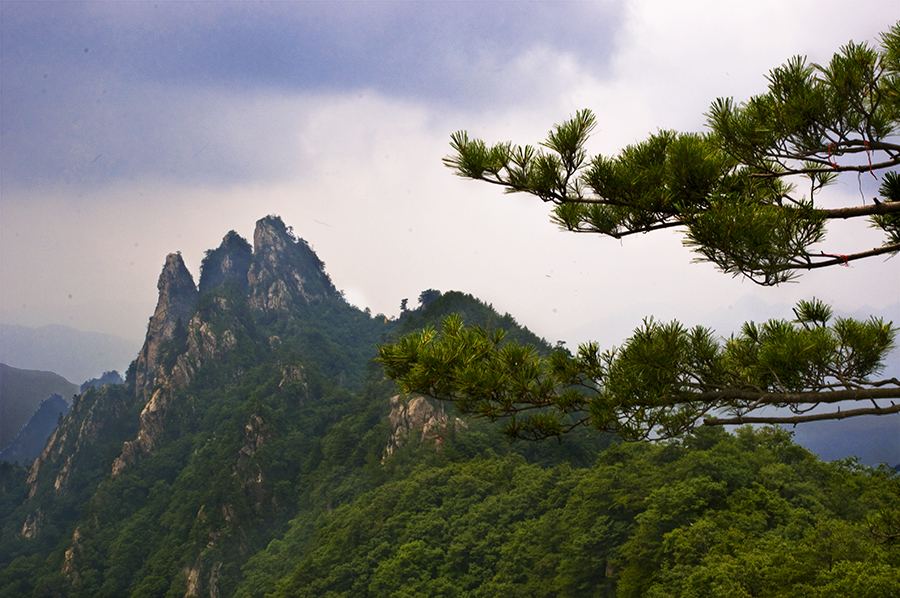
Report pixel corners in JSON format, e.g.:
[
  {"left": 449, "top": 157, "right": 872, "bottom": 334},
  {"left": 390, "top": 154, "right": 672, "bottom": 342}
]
[
  {"left": 564, "top": 220, "right": 683, "bottom": 237},
  {"left": 695, "top": 385, "right": 900, "bottom": 406},
  {"left": 819, "top": 202, "right": 900, "bottom": 219},
  {"left": 798, "top": 243, "right": 900, "bottom": 270},
  {"left": 749, "top": 155, "right": 900, "bottom": 178},
  {"left": 704, "top": 402, "right": 900, "bottom": 426}
]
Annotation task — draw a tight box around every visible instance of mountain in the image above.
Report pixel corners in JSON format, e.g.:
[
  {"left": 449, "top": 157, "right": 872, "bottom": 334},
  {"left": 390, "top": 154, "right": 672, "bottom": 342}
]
[
  {"left": 0, "top": 215, "right": 896, "bottom": 598},
  {"left": 0, "top": 363, "right": 78, "bottom": 448},
  {"left": 0, "top": 215, "right": 564, "bottom": 597},
  {"left": 0, "top": 323, "right": 141, "bottom": 385},
  {"left": 80, "top": 371, "right": 125, "bottom": 394},
  {"left": 0, "top": 393, "right": 71, "bottom": 465}
]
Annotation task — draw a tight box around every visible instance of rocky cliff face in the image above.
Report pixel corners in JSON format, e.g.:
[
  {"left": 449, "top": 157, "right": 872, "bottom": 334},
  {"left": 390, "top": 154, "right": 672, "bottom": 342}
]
[
  {"left": 113, "top": 216, "right": 343, "bottom": 477},
  {"left": 385, "top": 395, "right": 466, "bottom": 458},
  {"left": 113, "top": 294, "right": 254, "bottom": 477},
  {"left": 133, "top": 253, "right": 199, "bottom": 401},
  {"left": 248, "top": 215, "right": 338, "bottom": 314},
  {"left": 24, "top": 384, "right": 132, "bottom": 502},
  {"left": 17, "top": 214, "right": 355, "bottom": 502}
]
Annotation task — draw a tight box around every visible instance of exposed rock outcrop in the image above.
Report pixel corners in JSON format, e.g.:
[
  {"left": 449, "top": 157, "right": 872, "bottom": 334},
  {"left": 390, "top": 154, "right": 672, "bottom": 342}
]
[
  {"left": 111, "top": 390, "right": 168, "bottom": 477},
  {"left": 26, "top": 385, "right": 130, "bottom": 498},
  {"left": 113, "top": 295, "right": 250, "bottom": 477},
  {"left": 236, "top": 413, "right": 271, "bottom": 471},
  {"left": 134, "top": 253, "right": 199, "bottom": 400},
  {"left": 385, "top": 395, "right": 466, "bottom": 458},
  {"left": 184, "top": 555, "right": 225, "bottom": 598},
  {"left": 27, "top": 423, "right": 64, "bottom": 498},
  {"left": 279, "top": 365, "right": 308, "bottom": 406},
  {"left": 61, "top": 525, "right": 85, "bottom": 582},
  {"left": 235, "top": 413, "right": 274, "bottom": 508},
  {"left": 19, "top": 509, "right": 42, "bottom": 539},
  {"left": 248, "top": 216, "right": 337, "bottom": 314},
  {"left": 113, "top": 254, "right": 208, "bottom": 477}
]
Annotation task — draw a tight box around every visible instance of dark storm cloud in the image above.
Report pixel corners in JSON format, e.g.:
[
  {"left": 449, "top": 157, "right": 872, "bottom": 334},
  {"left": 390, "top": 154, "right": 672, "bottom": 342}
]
[
  {"left": 55, "top": 2, "right": 620, "bottom": 97},
  {"left": 1, "top": 1, "right": 623, "bottom": 189}
]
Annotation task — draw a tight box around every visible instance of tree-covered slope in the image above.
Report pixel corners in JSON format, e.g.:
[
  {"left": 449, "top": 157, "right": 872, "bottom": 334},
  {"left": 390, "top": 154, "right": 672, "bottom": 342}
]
[
  {"left": 397, "top": 289, "right": 553, "bottom": 352},
  {"left": 1, "top": 215, "right": 896, "bottom": 598},
  {"left": 241, "top": 427, "right": 900, "bottom": 598}
]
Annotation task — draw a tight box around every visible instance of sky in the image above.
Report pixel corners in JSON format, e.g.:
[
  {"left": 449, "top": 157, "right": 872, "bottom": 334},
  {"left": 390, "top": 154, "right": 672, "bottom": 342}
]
[{"left": 2, "top": 0, "right": 899, "bottom": 362}]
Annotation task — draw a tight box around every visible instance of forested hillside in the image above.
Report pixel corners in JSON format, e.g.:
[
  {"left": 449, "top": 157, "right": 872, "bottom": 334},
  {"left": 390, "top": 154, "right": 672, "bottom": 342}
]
[
  {"left": 241, "top": 427, "right": 900, "bottom": 598},
  {"left": 0, "top": 215, "right": 896, "bottom": 598}
]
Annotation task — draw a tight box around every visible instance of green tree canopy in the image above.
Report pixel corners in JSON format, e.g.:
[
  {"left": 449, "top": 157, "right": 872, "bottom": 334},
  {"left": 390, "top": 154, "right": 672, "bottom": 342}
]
[
  {"left": 378, "top": 23, "right": 900, "bottom": 442},
  {"left": 379, "top": 301, "right": 898, "bottom": 441}
]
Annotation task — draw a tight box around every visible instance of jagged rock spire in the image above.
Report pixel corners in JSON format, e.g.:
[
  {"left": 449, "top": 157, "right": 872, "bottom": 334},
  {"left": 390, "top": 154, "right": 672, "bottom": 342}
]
[
  {"left": 248, "top": 215, "right": 337, "bottom": 314},
  {"left": 198, "top": 230, "right": 253, "bottom": 296},
  {"left": 133, "top": 253, "right": 198, "bottom": 399}
]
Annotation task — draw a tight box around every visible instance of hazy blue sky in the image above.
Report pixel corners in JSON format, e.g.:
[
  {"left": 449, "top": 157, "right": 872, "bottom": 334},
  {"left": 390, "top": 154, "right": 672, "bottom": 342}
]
[{"left": 2, "top": 1, "right": 898, "bottom": 359}]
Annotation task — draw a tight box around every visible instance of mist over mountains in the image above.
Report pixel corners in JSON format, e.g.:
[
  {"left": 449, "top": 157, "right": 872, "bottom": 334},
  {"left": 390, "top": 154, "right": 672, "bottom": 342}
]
[{"left": 0, "top": 323, "right": 140, "bottom": 385}]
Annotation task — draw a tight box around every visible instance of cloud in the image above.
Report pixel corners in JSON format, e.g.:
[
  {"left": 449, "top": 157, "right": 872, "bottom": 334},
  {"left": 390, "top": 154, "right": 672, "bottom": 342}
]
[
  {"left": 1, "top": 0, "right": 898, "bottom": 348},
  {"left": 1, "top": 1, "right": 626, "bottom": 191},
  {"left": 1, "top": 1, "right": 624, "bottom": 96}
]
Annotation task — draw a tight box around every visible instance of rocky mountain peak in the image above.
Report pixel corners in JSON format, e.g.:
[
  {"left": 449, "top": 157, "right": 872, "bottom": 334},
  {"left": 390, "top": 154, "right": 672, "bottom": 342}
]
[
  {"left": 198, "top": 230, "right": 253, "bottom": 296},
  {"left": 248, "top": 215, "right": 337, "bottom": 313},
  {"left": 252, "top": 215, "right": 292, "bottom": 259},
  {"left": 133, "top": 253, "right": 199, "bottom": 399}
]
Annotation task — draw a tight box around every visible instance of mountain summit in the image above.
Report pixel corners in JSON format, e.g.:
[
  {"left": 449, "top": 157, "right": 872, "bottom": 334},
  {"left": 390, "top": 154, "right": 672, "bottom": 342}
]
[
  {"left": 247, "top": 215, "right": 338, "bottom": 312},
  {"left": 133, "top": 252, "right": 199, "bottom": 399},
  {"left": 6, "top": 215, "right": 543, "bottom": 596}
]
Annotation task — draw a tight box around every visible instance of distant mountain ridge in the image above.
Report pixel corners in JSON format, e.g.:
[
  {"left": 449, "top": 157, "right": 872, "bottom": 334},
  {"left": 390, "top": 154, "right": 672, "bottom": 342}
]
[
  {"left": 0, "top": 323, "right": 141, "bottom": 384},
  {"left": 0, "top": 363, "right": 78, "bottom": 448},
  {"left": 0, "top": 393, "right": 71, "bottom": 465},
  {"left": 790, "top": 415, "right": 900, "bottom": 466}
]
